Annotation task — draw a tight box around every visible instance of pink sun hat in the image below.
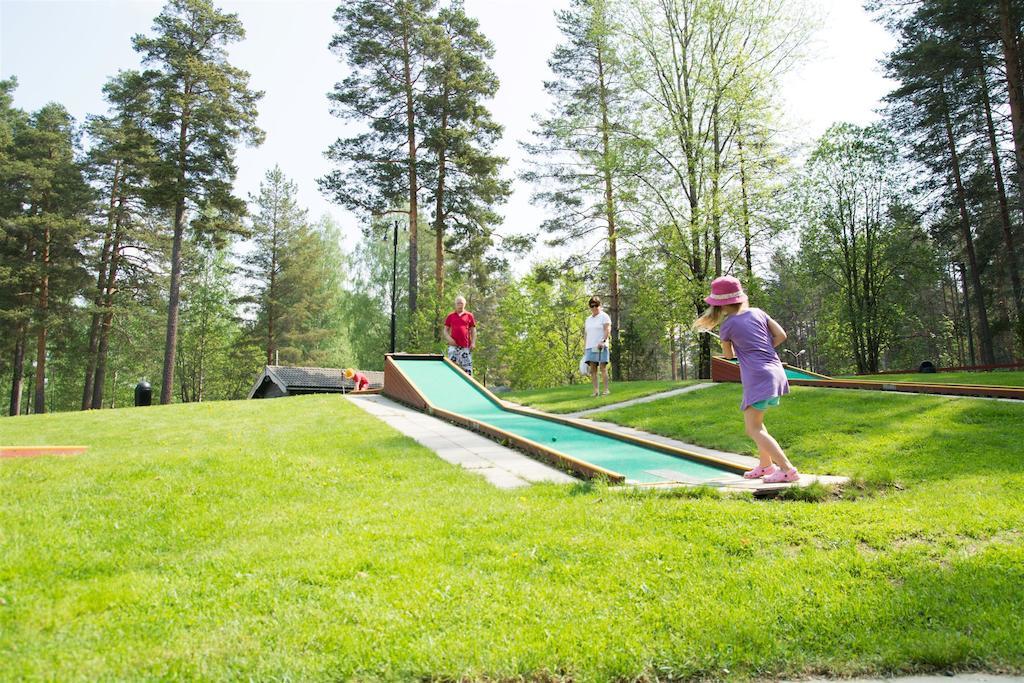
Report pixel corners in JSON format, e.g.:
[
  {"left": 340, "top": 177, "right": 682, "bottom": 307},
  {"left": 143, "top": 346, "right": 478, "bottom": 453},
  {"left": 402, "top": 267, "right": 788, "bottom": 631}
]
[{"left": 704, "top": 275, "right": 748, "bottom": 306}]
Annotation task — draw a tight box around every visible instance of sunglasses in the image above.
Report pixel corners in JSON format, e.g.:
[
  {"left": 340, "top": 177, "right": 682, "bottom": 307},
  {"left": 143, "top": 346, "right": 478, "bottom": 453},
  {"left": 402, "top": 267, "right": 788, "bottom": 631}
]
[{"left": 588, "top": 302, "right": 599, "bottom": 308}]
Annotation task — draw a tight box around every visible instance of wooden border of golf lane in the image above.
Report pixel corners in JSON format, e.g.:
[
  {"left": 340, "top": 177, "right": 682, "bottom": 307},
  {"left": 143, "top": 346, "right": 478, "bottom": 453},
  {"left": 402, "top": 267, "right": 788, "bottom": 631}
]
[
  {"left": 788, "top": 377, "right": 1024, "bottom": 399},
  {"left": 386, "top": 353, "right": 747, "bottom": 479},
  {"left": 711, "top": 355, "right": 1024, "bottom": 399},
  {"left": 383, "top": 355, "right": 624, "bottom": 482}
]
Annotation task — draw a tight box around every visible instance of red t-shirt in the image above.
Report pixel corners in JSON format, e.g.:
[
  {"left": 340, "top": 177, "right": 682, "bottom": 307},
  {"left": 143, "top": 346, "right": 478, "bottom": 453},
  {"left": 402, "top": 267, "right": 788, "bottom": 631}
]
[
  {"left": 352, "top": 372, "right": 370, "bottom": 390},
  {"left": 444, "top": 311, "right": 476, "bottom": 348}
]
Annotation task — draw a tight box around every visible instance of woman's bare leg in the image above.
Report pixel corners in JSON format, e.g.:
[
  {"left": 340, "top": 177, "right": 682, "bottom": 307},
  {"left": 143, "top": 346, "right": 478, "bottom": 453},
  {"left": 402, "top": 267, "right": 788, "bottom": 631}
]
[
  {"left": 590, "top": 363, "right": 599, "bottom": 395},
  {"left": 743, "top": 407, "right": 794, "bottom": 470},
  {"left": 600, "top": 363, "right": 610, "bottom": 394}
]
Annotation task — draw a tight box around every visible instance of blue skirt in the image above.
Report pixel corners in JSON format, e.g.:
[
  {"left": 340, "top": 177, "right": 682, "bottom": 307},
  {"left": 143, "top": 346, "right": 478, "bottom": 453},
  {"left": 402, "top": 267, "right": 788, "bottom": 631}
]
[{"left": 584, "top": 347, "right": 610, "bottom": 364}]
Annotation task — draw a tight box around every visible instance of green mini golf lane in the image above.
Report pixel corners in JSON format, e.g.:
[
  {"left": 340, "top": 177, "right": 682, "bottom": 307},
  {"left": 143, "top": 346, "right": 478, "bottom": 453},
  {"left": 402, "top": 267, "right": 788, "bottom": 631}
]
[
  {"left": 721, "top": 357, "right": 822, "bottom": 381},
  {"left": 394, "top": 358, "right": 735, "bottom": 485}
]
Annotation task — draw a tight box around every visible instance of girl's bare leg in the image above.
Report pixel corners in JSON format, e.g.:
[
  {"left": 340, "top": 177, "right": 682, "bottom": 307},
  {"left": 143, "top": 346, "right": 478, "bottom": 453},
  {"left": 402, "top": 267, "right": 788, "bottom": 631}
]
[{"left": 743, "top": 407, "right": 794, "bottom": 470}]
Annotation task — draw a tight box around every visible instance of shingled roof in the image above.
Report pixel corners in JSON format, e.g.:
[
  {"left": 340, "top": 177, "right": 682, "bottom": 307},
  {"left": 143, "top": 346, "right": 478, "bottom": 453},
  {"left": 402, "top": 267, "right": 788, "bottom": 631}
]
[{"left": 248, "top": 365, "right": 384, "bottom": 399}]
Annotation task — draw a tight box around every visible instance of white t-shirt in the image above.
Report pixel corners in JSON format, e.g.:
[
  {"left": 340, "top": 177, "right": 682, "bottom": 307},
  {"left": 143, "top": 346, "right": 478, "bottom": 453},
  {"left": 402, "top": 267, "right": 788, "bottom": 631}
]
[{"left": 584, "top": 311, "right": 612, "bottom": 349}]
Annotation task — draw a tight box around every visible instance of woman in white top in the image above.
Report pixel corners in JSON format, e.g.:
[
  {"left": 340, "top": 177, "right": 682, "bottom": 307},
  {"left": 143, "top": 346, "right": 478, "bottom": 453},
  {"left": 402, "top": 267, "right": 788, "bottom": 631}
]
[{"left": 584, "top": 296, "right": 612, "bottom": 396}]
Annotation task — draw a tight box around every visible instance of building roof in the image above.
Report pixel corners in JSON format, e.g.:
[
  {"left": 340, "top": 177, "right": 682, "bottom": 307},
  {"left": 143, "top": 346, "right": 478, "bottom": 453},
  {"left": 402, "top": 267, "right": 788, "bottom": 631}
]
[{"left": 248, "top": 365, "right": 384, "bottom": 399}]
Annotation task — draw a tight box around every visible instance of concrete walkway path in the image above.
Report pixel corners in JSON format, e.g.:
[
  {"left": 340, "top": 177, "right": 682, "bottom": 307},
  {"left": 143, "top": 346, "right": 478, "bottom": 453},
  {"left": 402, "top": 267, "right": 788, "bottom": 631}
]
[
  {"left": 350, "top": 392, "right": 846, "bottom": 494},
  {"left": 558, "top": 382, "right": 717, "bottom": 418},
  {"left": 345, "top": 394, "right": 576, "bottom": 489}
]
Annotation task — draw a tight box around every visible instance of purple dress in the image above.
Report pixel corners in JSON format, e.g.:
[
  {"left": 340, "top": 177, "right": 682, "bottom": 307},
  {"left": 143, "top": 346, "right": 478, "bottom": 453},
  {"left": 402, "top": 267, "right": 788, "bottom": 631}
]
[{"left": 719, "top": 308, "right": 789, "bottom": 410}]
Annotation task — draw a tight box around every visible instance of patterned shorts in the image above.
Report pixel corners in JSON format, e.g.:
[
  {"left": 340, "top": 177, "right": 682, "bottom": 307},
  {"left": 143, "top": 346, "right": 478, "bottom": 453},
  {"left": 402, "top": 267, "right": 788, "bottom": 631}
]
[{"left": 447, "top": 346, "right": 473, "bottom": 375}]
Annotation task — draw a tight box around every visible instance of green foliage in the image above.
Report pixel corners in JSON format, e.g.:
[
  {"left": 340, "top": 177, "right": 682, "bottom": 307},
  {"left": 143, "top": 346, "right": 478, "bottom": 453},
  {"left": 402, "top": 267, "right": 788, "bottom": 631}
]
[
  {"left": 272, "top": 216, "right": 353, "bottom": 368},
  {"left": 494, "top": 264, "right": 589, "bottom": 389},
  {"left": 0, "top": 99, "right": 93, "bottom": 414},
  {"left": 420, "top": 3, "right": 510, "bottom": 266},
  {"left": 175, "top": 245, "right": 256, "bottom": 401},
  {"left": 877, "top": 0, "right": 1022, "bottom": 362},
  {"left": 321, "top": 0, "right": 435, "bottom": 218},
  {"left": 777, "top": 124, "right": 953, "bottom": 375}
]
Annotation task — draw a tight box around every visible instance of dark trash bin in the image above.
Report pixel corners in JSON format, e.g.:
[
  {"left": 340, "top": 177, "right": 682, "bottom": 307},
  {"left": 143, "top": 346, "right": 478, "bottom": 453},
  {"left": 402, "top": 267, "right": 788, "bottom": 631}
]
[
  {"left": 134, "top": 381, "right": 152, "bottom": 406},
  {"left": 918, "top": 361, "right": 936, "bottom": 373}
]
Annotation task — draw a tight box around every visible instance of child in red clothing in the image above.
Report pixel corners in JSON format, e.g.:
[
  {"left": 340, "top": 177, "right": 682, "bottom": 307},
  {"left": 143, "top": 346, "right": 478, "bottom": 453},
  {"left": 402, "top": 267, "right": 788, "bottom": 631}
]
[{"left": 343, "top": 367, "right": 370, "bottom": 391}]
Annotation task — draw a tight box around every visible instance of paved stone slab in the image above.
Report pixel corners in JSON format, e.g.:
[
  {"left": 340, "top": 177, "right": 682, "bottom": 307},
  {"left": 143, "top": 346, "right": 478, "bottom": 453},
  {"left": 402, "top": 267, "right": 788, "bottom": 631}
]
[{"left": 345, "top": 394, "right": 576, "bottom": 488}]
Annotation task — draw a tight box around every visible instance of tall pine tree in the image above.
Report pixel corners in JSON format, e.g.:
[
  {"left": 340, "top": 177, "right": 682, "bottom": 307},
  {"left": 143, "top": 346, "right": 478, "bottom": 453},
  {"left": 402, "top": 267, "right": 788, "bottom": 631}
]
[
  {"left": 133, "top": 0, "right": 264, "bottom": 404},
  {"left": 523, "top": 0, "right": 630, "bottom": 379},
  {"left": 420, "top": 1, "right": 510, "bottom": 332},
  {"left": 321, "top": 0, "right": 436, "bottom": 319},
  {"left": 244, "top": 166, "right": 308, "bottom": 365}
]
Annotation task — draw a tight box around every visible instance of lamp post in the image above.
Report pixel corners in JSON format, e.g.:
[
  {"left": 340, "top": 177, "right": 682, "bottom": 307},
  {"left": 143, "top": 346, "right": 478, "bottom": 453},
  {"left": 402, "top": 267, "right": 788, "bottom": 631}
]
[{"left": 388, "top": 220, "right": 398, "bottom": 354}]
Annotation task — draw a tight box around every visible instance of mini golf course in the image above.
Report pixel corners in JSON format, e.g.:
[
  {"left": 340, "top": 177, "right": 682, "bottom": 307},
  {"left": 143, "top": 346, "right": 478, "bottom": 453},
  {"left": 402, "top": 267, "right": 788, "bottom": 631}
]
[
  {"left": 382, "top": 354, "right": 747, "bottom": 486},
  {"left": 711, "top": 356, "right": 1024, "bottom": 400}
]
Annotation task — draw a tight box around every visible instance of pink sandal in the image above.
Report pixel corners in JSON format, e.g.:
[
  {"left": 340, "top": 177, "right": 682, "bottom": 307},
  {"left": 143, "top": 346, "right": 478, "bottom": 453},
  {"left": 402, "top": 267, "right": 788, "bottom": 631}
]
[
  {"left": 763, "top": 467, "right": 800, "bottom": 483},
  {"left": 743, "top": 464, "right": 778, "bottom": 479}
]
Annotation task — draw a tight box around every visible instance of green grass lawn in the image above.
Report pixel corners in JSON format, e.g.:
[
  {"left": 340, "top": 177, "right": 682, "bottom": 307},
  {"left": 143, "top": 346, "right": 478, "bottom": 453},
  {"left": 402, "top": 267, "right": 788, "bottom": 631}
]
[
  {"left": 834, "top": 370, "right": 1024, "bottom": 386},
  {"left": 504, "top": 379, "right": 700, "bottom": 413},
  {"left": 2, "top": 391, "right": 1023, "bottom": 680}
]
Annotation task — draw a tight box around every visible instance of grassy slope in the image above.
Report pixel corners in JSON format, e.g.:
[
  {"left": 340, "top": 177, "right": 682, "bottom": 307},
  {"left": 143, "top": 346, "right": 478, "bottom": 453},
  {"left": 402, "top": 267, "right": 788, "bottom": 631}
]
[
  {"left": 504, "top": 379, "right": 699, "bottom": 413},
  {"left": 833, "top": 370, "right": 1024, "bottom": 386},
  {"left": 2, "top": 392, "right": 1023, "bottom": 681}
]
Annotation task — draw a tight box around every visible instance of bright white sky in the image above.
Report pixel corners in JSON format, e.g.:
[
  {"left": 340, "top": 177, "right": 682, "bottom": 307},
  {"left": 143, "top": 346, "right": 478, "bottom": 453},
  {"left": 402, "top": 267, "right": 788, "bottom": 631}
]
[{"left": 1, "top": 0, "right": 896, "bottom": 259}]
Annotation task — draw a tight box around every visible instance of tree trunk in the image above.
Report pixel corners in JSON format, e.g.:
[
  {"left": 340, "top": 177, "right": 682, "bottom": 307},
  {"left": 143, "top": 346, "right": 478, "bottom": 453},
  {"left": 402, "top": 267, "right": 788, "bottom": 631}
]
[
  {"left": 92, "top": 309, "right": 115, "bottom": 410},
  {"left": 33, "top": 226, "right": 50, "bottom": 414},
  {"left": 161, "top": 111, "right": 189, "bottom": 405},
  {"left": 92, "top": 222, "right": 123, "bottom": 410},
  {"left": 712, "top": 100, "right": 723, "bottom": 278},
  {"left": 161, "top": 200, "right": 186, "bottom": 404},
  {"left": 9, "top": 322, "right": 27, "bottom": 416},
  {"left": 670, "top": 328, "right": 679, "bottom": 381},
  {"left": 84, "top": 160, "right": 121, "bottom": 410},
  {"left": 82, "top": 312, "right": 103, "bottom": 409},
  {"left": 596, "top": 43, "right": 622, "bottom": 381},
  {"left": 979, "top": 50, "right": 1024, "bottom": 352},
  {"left": 738, "top": 131, "right": 753, "bottom": 280},
  {"left": 435, "top": 100, "right": 447, "bottom": 341},
  {"left": 941, "top": 82, "right": 995, "bottom": 364},
  {"left": 267, "top": 225, "right": 277, "bottom": 365},
  {"left": 402, "top": 23, "right": 419, "bottom": 316},
  {"left": 697, "top": 322, "right": 711, "bottom": 379},
  {"left": 998, "top": 0, "right": 1024, "bottom": 218}
]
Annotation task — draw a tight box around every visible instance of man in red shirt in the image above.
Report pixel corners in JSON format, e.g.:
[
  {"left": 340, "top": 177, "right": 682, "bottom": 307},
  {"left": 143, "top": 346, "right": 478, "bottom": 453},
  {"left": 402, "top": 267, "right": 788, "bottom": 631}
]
[{"left": 443, "top": 295, "right": 476, "bottom": 375}]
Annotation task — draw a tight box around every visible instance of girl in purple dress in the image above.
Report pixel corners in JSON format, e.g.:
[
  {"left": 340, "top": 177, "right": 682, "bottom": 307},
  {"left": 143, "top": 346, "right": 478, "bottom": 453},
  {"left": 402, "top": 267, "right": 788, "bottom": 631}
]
[{"left": 694, "top": 276, "right": 799, "bottom": 483}]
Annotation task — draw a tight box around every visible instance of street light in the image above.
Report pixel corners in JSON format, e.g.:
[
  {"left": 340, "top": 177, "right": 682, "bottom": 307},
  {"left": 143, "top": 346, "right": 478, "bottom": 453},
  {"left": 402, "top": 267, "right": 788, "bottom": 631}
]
[
  {"left": 380, "top": 220, "right": 401, "bottom": 354},
  {"left": 374, "top": 213, "right": 407, "bottom": 355}
]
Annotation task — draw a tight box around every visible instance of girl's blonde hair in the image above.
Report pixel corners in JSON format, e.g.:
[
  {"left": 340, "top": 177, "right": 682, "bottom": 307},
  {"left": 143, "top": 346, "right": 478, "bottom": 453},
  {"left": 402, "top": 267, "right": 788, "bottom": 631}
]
[{"left": 692, "top": 303, "right": 743, "bottom": 331}]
